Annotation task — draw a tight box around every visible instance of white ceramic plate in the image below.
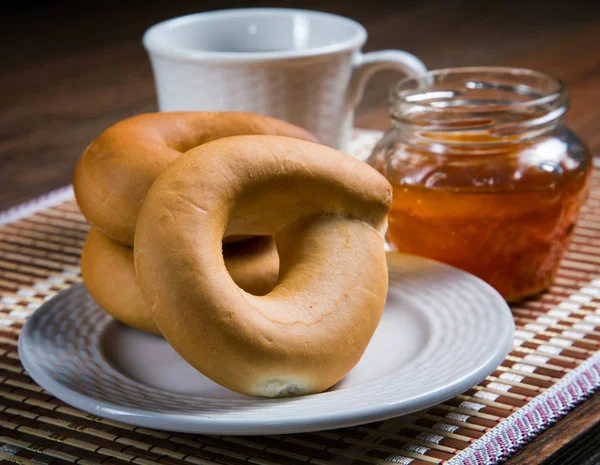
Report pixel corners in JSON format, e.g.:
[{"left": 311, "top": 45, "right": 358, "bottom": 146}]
[{"left": 19, "top": 253, "right": 514, "bottom": 435}]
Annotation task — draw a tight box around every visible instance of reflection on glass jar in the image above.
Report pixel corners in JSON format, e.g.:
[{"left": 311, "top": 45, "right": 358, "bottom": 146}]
[{"left": 368, "top": 67, "right": 592, "bottom": 302}]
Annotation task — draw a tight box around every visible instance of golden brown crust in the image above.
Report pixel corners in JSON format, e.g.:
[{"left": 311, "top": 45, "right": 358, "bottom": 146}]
[
  {"left": 73, "top": 112, "right": 317, "bottom": 246},
  {"left": 82, "top": 229, "right": 279, "bottom": 334},
  {"left": 135, "top": 135, "right": 392, "bottom": 397},
  {"left": 81, "top": 228, "right": 160, "bottom": 335}
]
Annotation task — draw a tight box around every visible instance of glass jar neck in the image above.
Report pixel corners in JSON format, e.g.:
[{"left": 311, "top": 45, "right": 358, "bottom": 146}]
[{"left": 389, "top": 67, "right": 569, "bottom": 154}]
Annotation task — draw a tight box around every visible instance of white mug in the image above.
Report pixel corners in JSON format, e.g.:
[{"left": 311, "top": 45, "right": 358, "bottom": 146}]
[{"left": 143, "top": 8, "right": 426, "bottom": 151}]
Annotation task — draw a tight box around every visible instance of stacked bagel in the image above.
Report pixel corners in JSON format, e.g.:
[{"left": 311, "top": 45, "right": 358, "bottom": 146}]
[
  {"left": 75, "top": 112, "right": 315, "bottom": 334},
  {"left": 74, "top": 111, "right": 392, "bottom": 397}
]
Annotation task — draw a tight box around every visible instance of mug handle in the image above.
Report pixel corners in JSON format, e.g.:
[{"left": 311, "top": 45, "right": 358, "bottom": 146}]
[{"left": 348, "top": 50, "right": 427, "bottom": 108}]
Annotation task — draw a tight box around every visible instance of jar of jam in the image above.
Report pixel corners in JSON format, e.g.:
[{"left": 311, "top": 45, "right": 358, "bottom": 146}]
[{"left": 367, "top": 67, "right": 592, "bottom": 302}]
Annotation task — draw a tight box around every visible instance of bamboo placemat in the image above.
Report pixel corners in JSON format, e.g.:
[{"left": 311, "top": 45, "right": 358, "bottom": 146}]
[{"left": 0, "top": 130, "right": 599, "bottom": 465}]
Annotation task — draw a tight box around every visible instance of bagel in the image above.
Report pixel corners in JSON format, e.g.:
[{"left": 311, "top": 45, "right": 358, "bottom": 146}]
[
  {"left": 221, "top": 236, "right": 280, "bottom": 296},
  {"left": 81, "top": 228, "right": 159, "bottom": 335},
  {"left": 134, "top": 135, "right": 392, "bottom": 397},
  {"left": 73, "top": 112, "right": 317, "bottom": 246},
  {"left": 81, "top": 229, "right": 279, "bottom": 335}
]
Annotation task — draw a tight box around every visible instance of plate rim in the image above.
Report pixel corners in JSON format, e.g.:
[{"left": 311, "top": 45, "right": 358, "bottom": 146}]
[{"left": 18, "top": 253, "right": 515, "bottom": 434}]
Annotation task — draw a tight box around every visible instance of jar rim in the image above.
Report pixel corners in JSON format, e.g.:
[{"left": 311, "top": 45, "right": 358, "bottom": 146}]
[{"left": 391, "top": 66, "right": 565, "bottom": 111}]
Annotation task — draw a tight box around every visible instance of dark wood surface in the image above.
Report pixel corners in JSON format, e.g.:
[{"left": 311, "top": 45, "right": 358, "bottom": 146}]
[
  {"left": 2, "top": 0, "right": 600, "bottom": 211},
  {"left": 2, "top": 0, "right": 600, "bottom": 462},
  {"left": 507, "top": 391, "right": 600, "bottom": 465},
  {"left": 541, "top": 398, "right": 600, "bottom": 465}
]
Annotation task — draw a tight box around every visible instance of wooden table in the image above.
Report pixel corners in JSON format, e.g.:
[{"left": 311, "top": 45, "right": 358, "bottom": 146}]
[{"left": 2, "top": 1, "right": 599, "bottom": 463}]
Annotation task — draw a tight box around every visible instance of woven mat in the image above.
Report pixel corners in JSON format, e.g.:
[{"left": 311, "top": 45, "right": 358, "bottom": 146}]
[{"left": 0, "top": 130, "right": 599, "bottom": 465}]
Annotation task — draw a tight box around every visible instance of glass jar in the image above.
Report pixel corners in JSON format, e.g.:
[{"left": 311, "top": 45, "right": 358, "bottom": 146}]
[{"left": 367, "top": 67, "right": 592, "bottom": 302}]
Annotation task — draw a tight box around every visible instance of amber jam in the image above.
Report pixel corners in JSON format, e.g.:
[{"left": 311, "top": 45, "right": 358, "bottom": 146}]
[{"left": 368, "top": 68, "right": 592, "bottom": 301}]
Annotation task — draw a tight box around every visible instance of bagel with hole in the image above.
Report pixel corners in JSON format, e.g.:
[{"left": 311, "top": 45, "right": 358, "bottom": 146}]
[
  {"left": 134, "top": 135, "right": 392, "bottom": 397},
  {"left": 74, "top": 112, "right": 317, "bottom": 246},
  {"left": 81, "top": 229, "right": 279, "bottom": 335}
]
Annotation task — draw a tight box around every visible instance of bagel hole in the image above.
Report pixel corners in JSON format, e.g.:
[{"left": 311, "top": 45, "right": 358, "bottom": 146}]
[{"left": 222, "top": 235, "right": 279, "bottom": 296}]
